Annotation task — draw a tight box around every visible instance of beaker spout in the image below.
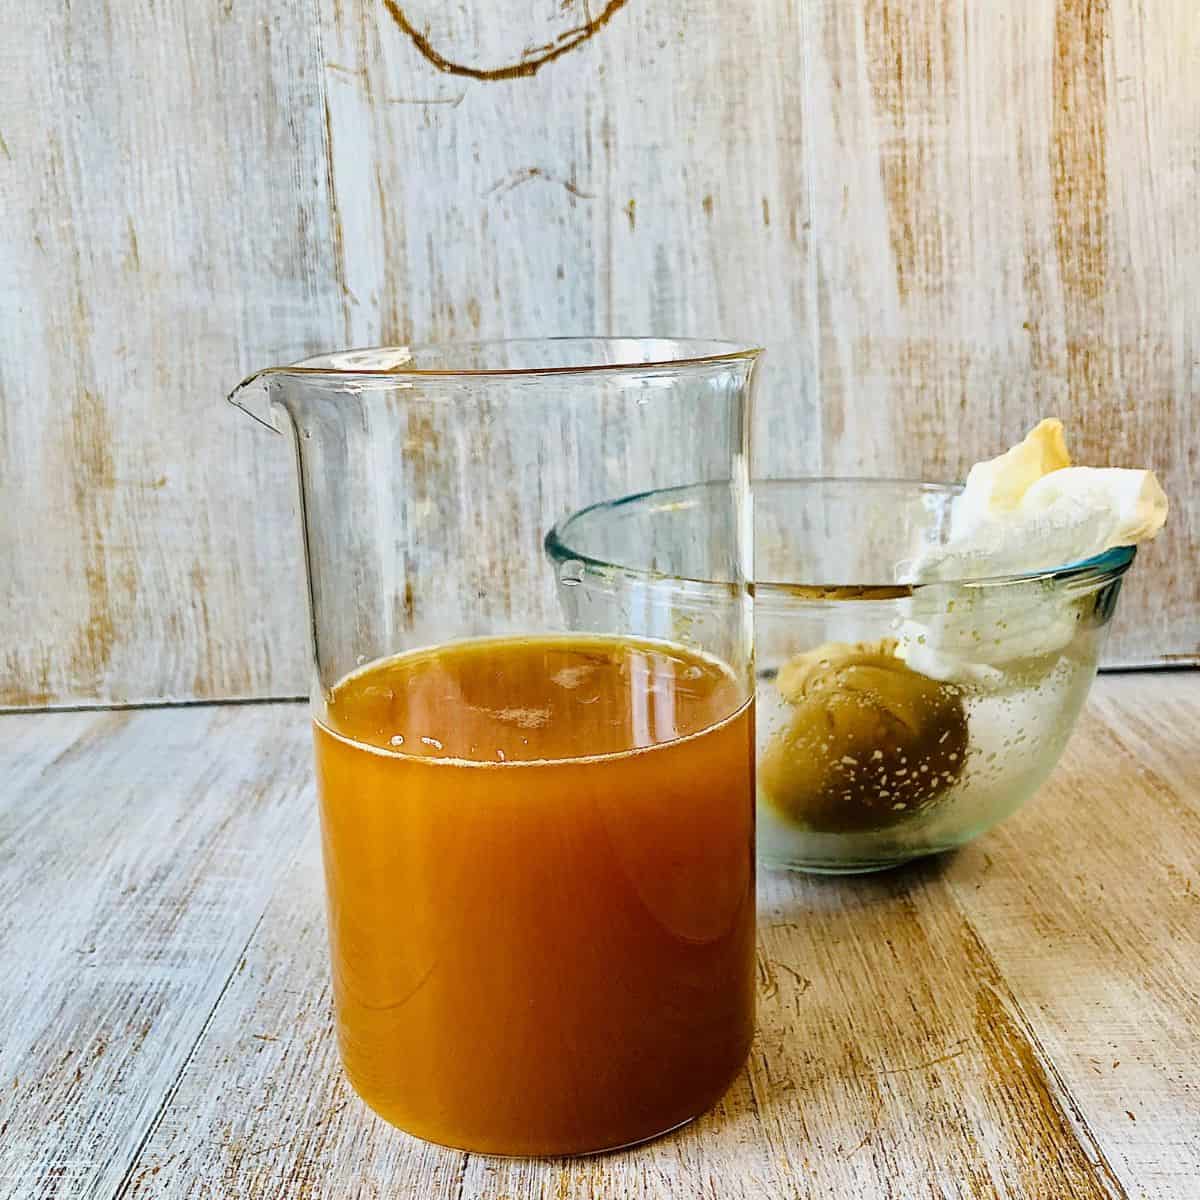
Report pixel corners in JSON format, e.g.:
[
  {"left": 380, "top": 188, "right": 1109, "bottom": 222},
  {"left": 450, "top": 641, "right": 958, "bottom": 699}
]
[{"left": 227, "top": 369, "right": 282, "bottom": 433}]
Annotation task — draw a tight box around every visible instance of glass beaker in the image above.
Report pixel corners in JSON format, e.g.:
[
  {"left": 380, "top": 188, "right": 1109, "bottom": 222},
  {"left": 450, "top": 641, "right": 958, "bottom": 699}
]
[{"left": 229, "top": 339, "right": 761, "bottom": 1157}]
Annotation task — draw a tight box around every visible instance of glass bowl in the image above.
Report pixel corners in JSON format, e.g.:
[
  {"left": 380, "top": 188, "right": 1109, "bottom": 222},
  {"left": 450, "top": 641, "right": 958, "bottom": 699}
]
[{"left": 546, "top": 479, "right": 1134, "bottom": 874}]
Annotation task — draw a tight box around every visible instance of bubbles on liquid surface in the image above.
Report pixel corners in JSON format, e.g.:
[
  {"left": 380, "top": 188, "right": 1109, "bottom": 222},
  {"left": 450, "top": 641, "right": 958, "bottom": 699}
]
[
  {"left": 552, "top": 663, "right": 597, "bottom": 689},
  {"left": 476, "top": 705, "right": 551, "bottom": 729},
  {"left": 421, "top": 736, "right": 444, "bottom": 751},
  {"left": 559, "top": 559, "right": 585, "bottom": 587},
  {"left": 390, "top": 734, "right": 405, "bottom": 747}
]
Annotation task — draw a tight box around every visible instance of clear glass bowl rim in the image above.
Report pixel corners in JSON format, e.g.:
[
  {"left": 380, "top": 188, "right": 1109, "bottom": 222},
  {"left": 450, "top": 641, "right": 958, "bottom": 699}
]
[{"left": 545, "top": 478, "right": 1137, "bottom": 593}]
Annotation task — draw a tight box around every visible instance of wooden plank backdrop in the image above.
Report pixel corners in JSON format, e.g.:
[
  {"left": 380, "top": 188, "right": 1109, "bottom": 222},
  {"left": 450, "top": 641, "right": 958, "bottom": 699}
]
[{"left": 1, "top": 0, "right": 1195, "bottom": 705}]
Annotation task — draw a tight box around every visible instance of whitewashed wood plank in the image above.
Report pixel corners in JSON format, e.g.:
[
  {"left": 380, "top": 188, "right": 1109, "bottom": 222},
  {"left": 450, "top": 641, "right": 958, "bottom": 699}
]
[
  {"left": 804, "top": 0, "right": 1199, "bottom": 667},
  {"left": 2, "top": 678, "right": 1193, "bottom": 1196},
  {"left": 0, "top": 0, "right": 337, "bottom": 705},
  {"left": 318, "top": 0, "right": 820, "bottom": 488},
  {"left": 121, "top": 702, "right": 1200, "bottom": 1196},
  {"left": 943, "top": 675, "right": 1200, "bottom": 1198},
  {"left": 465, "top": 863, "right": 1126, "bottom": 1200},
  {"left": 2, "top": 0, "right": 1196, "bottom": 705},
  {"left": 0, "top": 704, "right": 312, "bottom": 1199}
]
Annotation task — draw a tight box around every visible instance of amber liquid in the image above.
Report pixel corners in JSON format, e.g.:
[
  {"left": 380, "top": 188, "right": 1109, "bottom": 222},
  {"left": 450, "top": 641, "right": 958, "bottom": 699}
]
[{"left": 314, "top": 634, "right": 755, "bottom": 1156}]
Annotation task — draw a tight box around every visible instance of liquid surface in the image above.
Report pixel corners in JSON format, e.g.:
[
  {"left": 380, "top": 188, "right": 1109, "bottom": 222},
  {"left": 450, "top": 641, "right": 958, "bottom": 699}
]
[{"left": 314, "top": 635, "right": 756, "bottom": 1156}]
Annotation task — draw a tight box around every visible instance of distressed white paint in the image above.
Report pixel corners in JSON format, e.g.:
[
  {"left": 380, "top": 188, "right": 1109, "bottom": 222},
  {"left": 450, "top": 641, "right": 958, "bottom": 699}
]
[
  {"left": 0, "top": 0, "right": 1195, "bottom": 706},
  {"left": 0, "top": 704, "right": 313, "bottom": 1198},
  {"left": 3, "top": 678, "right": 1199, "bottom": 1195},
  {"left": 0, "top": 1, "right": 332, "bottom": 705}
]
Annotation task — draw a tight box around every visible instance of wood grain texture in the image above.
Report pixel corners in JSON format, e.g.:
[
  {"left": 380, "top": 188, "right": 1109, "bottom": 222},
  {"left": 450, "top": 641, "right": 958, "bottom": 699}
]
[
  {"left": 0, "top": 0, "right": 333, "bottom": 705},
  {"left": 0, "top": 704, "right": 314, "bottom": 1199},
  {"left": 944, "top": 676, "right": 1200, "bottom": 1197},
  {"left": 806, "top": 0, "right": 1198, "bottom": 666},
  {"left": 1, "top": 0, "right": 1196, "bottom": 706},
  {"left": 4, "top": 676, "right": 1196, "bottom": 1197}
]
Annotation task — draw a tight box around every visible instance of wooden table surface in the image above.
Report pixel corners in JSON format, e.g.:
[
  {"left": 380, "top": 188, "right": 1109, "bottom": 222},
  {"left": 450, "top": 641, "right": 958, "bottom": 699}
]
[{"left": 2, "top": 675, "right": 1198, "bottom": 1199}]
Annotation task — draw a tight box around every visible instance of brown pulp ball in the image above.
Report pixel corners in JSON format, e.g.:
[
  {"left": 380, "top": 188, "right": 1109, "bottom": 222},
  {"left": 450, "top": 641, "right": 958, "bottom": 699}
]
[{"left": 760, "top": 640, "right": 969, "bottom": 834}]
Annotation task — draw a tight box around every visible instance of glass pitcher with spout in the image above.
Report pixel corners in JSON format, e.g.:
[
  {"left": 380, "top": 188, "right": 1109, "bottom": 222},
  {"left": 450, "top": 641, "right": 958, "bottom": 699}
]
[{"left": 229, "top": 338, "right": 761, "bottom": 1157}]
